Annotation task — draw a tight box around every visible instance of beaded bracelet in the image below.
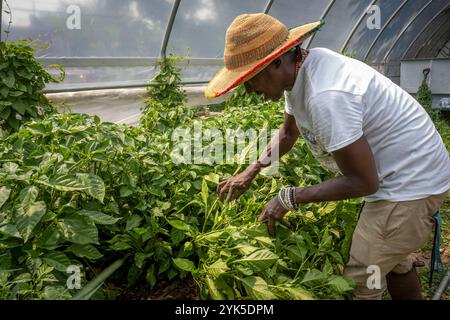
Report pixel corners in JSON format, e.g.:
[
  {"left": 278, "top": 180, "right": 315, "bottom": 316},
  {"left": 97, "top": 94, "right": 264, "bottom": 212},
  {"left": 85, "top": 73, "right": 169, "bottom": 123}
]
[
  {"left": 278, "top": 187, "right": 298, "bottom": 211},
  {"left": 278, "top": 189, "right": 290, "bottom": 210},
  {"left": 288, "top": 187, "right": 298, "bottom": 210}
]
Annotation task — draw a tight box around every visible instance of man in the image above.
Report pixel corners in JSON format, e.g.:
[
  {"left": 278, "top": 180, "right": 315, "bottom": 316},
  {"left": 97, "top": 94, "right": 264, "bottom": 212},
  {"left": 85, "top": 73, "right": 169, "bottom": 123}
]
[{"left": 205, "top": 14, "right": 450, "bottom": 300}]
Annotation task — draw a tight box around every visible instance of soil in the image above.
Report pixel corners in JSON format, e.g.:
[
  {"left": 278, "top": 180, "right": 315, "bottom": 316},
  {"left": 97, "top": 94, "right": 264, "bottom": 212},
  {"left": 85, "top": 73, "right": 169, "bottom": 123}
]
[{"left": 109, "top": 276, "right": 200, "bottom": 300}]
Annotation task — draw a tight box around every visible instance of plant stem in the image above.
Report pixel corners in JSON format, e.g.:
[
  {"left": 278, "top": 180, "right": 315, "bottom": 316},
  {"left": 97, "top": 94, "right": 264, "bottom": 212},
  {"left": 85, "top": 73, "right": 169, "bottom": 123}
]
[{"left": 71, "top": 257, "right": 127, "bottom": 300}]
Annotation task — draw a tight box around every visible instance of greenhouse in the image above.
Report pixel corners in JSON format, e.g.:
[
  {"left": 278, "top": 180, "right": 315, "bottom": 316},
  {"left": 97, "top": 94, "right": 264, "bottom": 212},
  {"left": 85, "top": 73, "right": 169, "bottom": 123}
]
[{"left": 0, "top": 0, "right": 449, "bottom": 302}]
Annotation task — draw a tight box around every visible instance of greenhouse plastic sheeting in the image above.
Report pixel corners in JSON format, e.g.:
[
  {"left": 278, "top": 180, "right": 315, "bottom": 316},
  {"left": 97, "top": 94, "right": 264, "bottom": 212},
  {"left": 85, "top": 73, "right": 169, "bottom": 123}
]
[
  {"left": 1, "top": 0, "right": 449, "bottom": 92},
  {"left": 384, "top": 0, "right": 448, "bottom": 62},
  {"left": 2, "top": 0, "right": 174, "bottom": 57},
  {"left": 310, "top": 0, "right": 374, "bottom": 52},
  {"left": 403, "top": 9, "right": 450, "bottom": 59},
  {"left": 344, "top": 0, "right": 407, "bottom": 61},
  {"left": 167, "top": 0, "right": 267, "bottom": 58},
  {"left": 269, "top": 0, "right": 329, "bottom": 29},
  {"left": 367, "top": 0, "right": 430, "bottom": 62}
]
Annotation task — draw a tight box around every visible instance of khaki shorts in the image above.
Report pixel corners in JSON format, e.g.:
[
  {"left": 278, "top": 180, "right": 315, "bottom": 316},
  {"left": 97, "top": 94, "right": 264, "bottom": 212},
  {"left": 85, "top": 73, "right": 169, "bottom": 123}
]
[{"left": 343, "top": 191, "right": 448, "bottom": 300}]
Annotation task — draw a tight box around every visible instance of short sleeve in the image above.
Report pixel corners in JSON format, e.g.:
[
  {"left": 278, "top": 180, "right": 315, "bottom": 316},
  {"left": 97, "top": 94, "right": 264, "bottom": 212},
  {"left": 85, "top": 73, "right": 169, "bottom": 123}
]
[
  {"left": 284, "top": 92, "right": 294, "bottom": 115},
  {"left": 307, "top": 91, "right": 364, "bottom": 153}
]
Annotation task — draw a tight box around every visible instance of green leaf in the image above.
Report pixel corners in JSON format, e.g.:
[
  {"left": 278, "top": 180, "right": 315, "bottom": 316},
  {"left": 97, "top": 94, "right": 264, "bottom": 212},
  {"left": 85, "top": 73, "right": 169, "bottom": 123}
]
[
  {"left": 323, "top": 258, "right": 334, "bottom": 275},
  {"left": 283, "top": 286, "right": 315, "bottom": 300},
  {"left": 201, "top": 179, "right": 209, "bottom": 204},
  {"left": 0, "top": 186, "right": 11, "bottom": 209},
  {"left": 35, "top": 228, "right": 60, "bottom": 250},
  {"left": 241, "top": 276, "right": 277, "bottom": 300},
  {"left": 300, "top": 269, "right": 327, "bottom": 284},
  {"left": 2, "top": 162, "right": 18, "bottom": 174},
  {"left": 14, "top": 201, "right": 46, "bottom": 243},
  {"left": 7, "top": 117, "right": 20, "bottom": 131},
  {"left": 206, "top": 276, "right": 225, "bottom": 300},
  {"left": 76, "top": 173, "right": 105, "bottom": 203},
  {"left": 42, "top": 286, "right": 71, "bottom": 300},
  {"left": 37, "top": 173, "right": 105, "bottom": 202},
  {"left": 235, "top": 264, "right": 254, "bottom": 276},
  {"left": 43, "top": 252, "right": 72, "bottom": 272},
  {"left": 207, "top": 259, "right": 230, "bottom": 278},
  {"left": 203, "top": 172, "right": 220, "bottom": 184},
  {"left": 67, "top": 244, "right": 103, "bottom": 260},
  {"left": 0, "top": 224, "right": 22, "bottom": 238},
  {"left": 3, "top": 71, "right": 15, "bottom": 88},
  {"left": 166, "top": 219, "right": 196, "bottom": 236},
  {"left": 37, "top": 174, "right": 86, "bottom": 192},
  {"left": 318, "top": 202, "right": 337, "bottom": 215},
  {"left": 107, "top": 235, "right": 132, "bottom": 251},
  {"left": 234, "top": 244, "right": 260, "bottom": 255},
  {"left": 205, "top": 275, "right": 224, "bottom": 299},
  {"left": 12, "top": 272, "right": 32, "bottom": 284},
  {"left": 197, "top": 230, "right": 225, "bottom": 243},
  {"left": 327, "top": 276, "right": 353, "bottom": 293},
  {"left": 146, "top": 265, "right": 157, "bottom": 289},
  {"left": 125, "top": 214, "right": 142, "bottom": 231},
  {"left": 135, "top": 252, "right": 154, "bottom": 269},
  {"left": 254, "top": 236, "right": 274, "bottom": 247},
  {"left": 58, "top": 214, "right": 99, "bottom": 245},
  {"left": 12, "top": 101, "right": 27, "bottom": 115},
  {"left": 172, "top": 258, "right": 195, "bottom": 272},
  {"left": 77, "top": 210, "right": 119, "bottom": 225},
  {"left": 286, "top": 245, "right": 307, "bottom": 263},
  {"left": 0, "top": 106, "right": 11, "bottom": 121},
  {"left": 329, "top": 251, "right": 344, "bottom": 265},
  {"left": 120, "top": 185, "right": 133, "bottom": 197},
  {"left": 234, "top": 249, "right": 278, "bottom": 271},
  {"left": 18, "top": 185, "right": 39, "bottom": 208}
]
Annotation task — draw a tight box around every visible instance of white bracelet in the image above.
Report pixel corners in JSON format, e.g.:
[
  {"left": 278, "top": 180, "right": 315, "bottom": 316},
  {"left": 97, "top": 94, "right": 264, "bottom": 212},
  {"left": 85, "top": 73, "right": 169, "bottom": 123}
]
[{"left": 278, "top": 187, "right": 298, "bottom": 211}]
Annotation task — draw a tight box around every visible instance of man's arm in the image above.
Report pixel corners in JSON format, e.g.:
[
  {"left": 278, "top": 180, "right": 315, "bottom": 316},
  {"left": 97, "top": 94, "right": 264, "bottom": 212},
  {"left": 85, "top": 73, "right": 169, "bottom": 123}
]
[
  {"left": 294, "top": 135, "right": 379, "bottom": 204},
  {"left": 258, "top": 135, "right": 378, "bottom": 236},
  {"left": 218, "top": 112, "right": 300, "bottom": 201},
  {"left": 254, "top": 112, "right": 300, "bottom": 170}
]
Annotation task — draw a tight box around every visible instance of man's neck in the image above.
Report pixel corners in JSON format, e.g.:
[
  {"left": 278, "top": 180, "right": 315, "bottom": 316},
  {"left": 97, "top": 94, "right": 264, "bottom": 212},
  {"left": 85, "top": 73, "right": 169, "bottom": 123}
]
[{"left": 286, "top": 48, "right": 308, "bottom": 91}]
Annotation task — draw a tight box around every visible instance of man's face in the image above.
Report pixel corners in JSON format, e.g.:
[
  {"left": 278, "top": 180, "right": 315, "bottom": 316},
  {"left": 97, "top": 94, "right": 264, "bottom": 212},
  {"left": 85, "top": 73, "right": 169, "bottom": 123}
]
[{"left": 243, "top": 59, "right": 287, "bottom": 101}]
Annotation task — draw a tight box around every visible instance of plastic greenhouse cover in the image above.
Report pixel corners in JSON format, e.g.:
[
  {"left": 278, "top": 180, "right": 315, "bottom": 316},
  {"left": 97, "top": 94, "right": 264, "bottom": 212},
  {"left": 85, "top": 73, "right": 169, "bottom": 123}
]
[
  {"left": 257, "top": 0, "right": 329, "bottom": 29},
  {"left": 344, "top": 0, "right": 404, "bottom": 61},
  {"left": 2, "top": 0, "right": 174, "bottom": 57},
  {"left": 386, "top": 0, "right": 449, "bottom": 62},
  {"left": 1, "top": 0, "right": 264, "bottom": 89},
  {"left": 166, "top": 0, "right": 267, "bottom": 58},
  {"left": 310, "top": 0, "right": 374, "bottom": 52},
  {"left": 402, "top": 11, "right": 450, "bottom": 59},
  {"left": 425, "top": 24, "right": 450, "bottom": 58},
  {"left": 367, "top": 0, "right": 430, "bottom": 62},
  {"left": 2, "top": 0, "right": 448, "bottom": 91},
  {"left": 417, "top": 16, "right": 450, "bottom": 58}
]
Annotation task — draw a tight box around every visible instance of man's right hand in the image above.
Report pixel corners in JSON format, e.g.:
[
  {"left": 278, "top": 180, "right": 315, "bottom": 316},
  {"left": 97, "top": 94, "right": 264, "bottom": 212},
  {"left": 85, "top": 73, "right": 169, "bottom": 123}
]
[{"left": 217, "top": 163, "right": 261, "bottom": 202}]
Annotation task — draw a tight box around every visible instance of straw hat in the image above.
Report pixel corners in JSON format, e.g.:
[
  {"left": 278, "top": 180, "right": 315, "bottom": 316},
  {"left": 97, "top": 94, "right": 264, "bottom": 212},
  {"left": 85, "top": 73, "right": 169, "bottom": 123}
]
[{"left": 205, "top": 14, "right": 324, "bottom": 99}]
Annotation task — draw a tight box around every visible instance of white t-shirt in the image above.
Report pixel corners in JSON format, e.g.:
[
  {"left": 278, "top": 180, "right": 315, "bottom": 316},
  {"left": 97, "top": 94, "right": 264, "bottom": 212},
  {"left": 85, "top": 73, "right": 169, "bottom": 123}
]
[{"left": 285, "top": 47, "right": 450, "bottom": 202}]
